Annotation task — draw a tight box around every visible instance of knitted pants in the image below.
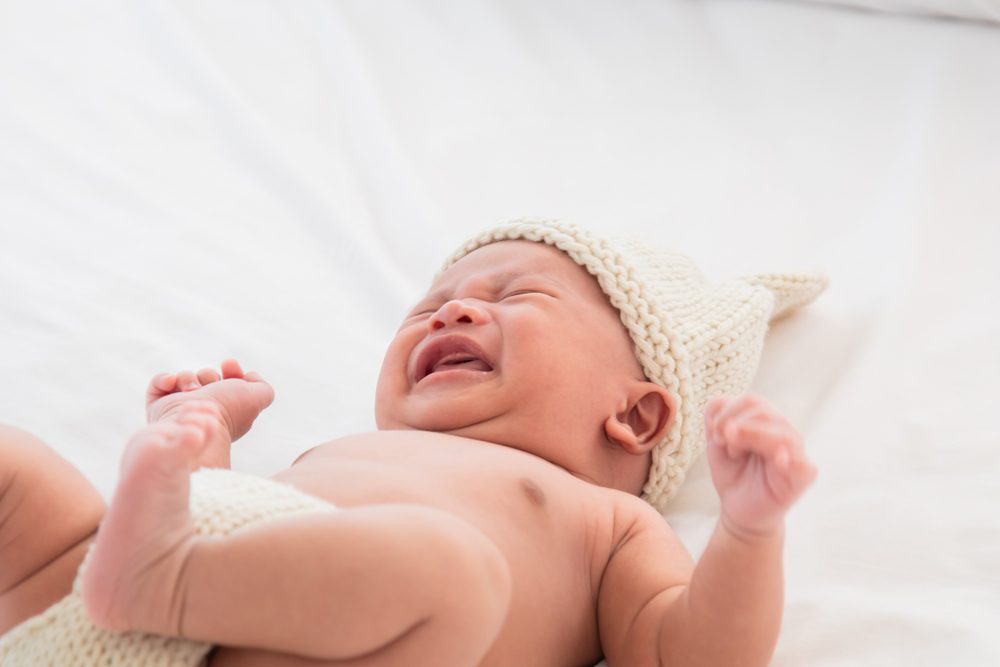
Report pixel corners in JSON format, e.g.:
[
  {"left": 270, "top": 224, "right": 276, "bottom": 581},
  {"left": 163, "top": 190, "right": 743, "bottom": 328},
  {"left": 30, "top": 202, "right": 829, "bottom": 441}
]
[{"left": 0, "top": 469, "right": 336, "bottom": 666}]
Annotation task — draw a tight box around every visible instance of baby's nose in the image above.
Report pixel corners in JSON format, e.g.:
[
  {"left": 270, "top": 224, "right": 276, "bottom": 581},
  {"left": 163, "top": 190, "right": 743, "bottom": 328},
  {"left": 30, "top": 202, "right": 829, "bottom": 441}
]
[{"left": 428, "top": 299, "right": 490, "bottom": 331}]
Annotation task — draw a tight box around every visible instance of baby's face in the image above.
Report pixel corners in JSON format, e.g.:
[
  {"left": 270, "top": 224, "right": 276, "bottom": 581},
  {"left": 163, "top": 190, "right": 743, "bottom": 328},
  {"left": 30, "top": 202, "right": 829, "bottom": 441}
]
[{"left": 375, "top": 240, "right": 647, "bottom": 481}]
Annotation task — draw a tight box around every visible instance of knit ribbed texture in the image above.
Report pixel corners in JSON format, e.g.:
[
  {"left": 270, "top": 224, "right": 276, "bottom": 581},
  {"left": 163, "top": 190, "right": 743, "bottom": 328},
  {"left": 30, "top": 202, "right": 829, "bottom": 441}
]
[
  {"left": 443, "top": 219, "right": 827, "bottom": 512},
  {"left": 0, "top": 469, "right": 336, "bottom": 666}
]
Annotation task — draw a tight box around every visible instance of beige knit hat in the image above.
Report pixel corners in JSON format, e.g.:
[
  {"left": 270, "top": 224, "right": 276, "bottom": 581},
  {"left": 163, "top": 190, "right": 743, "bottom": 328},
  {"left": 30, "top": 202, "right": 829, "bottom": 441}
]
[{"left": 443, "top": 219, "right": 827, "bottom": 512}]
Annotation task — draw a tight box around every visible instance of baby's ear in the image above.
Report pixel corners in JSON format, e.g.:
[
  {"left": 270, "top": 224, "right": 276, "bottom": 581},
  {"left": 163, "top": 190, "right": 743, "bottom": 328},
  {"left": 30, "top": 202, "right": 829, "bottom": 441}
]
[{"left": 603, "top": 382, "right": 674, "bottom": 455}]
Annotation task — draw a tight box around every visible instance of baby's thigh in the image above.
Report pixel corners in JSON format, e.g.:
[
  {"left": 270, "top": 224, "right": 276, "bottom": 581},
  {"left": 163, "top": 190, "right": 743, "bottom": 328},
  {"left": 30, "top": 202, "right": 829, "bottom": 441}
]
[
  {"left": 208, "top": 505, "right": 511, "bottom": 666},
  {"left": 0, "top": 424, "right": 105, "bottom": 629},
  {"left": 208, "top": 610, "right": 496, "bottom": 667}
]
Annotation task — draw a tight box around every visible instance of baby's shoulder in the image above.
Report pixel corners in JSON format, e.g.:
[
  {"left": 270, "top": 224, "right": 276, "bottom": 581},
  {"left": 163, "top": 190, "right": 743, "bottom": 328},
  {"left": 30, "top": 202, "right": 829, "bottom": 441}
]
[{"left": 585, "top": 487, "right": 676, "bottom": 563}]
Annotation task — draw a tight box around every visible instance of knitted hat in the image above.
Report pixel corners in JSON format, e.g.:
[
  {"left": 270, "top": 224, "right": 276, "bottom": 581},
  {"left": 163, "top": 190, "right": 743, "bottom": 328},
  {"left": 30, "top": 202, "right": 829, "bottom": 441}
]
[{"left": 443, "top": 219, "right": 827, "bottom": 512}]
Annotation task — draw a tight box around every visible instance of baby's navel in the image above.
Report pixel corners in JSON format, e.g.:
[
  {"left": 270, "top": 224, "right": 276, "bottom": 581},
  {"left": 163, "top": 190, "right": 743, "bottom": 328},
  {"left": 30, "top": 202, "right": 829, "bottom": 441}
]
[{"left": 519, "top": 477, "right": 546, "bottom": 507}]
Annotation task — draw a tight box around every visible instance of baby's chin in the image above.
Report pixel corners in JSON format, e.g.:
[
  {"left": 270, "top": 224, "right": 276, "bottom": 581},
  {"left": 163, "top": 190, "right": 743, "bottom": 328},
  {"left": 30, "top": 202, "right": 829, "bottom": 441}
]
[
  {"left": 379, "top": 407, "right": 508, "bottom": 441},
  {"left": 383, "top": 387, "right": 508, "bottom": 432},
  {"left": 404, "top": 414, "right": 501, "bottom": 437}
]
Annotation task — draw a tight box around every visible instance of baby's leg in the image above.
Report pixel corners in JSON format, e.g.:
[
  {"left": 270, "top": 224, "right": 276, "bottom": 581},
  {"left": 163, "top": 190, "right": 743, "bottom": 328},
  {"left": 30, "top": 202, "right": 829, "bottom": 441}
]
[
  {"left": 83, "top": 407, "right": 511, "bottom": 665},
  {"left": 0, "top": 425, "right": 105, "bottom": 633},
  {"left": 199, "top": 506, "right": 511, "bottom": 667}
]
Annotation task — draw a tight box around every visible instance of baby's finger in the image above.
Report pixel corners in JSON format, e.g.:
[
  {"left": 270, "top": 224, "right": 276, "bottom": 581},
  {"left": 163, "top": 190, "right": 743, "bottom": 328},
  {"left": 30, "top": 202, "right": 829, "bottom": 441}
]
[
  {"left": 791, "top": 455, "right": 818, "bottom": 489},
  {"left": 769, "top": 451, "right": 819, "bottom": 503},
  {"left": 715, "top": 394, "right": 769, "bottom": 435},
  {"left": 197, "top": 368, "right": 221, "bottom": 385},
  {"left": 221, "top": 359, "right": 244, "bottom": 380},
  {"left": 706, "top": 395, "right": 750, "bottom": 445},
  {"left": 705, "top": 396, "right": 730, "bottom": 440},
  {"left": 705, "top": 396, "right": 729, "bottom": 418},
  {"left": 723, "top": 418, "right": 798, "bottom": 464}
]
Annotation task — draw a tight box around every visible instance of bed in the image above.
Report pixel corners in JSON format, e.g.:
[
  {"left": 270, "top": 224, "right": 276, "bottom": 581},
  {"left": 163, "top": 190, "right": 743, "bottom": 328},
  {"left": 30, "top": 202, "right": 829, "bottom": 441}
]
[{"left": 2, "top": 1, "right": 998, "bottom": 664}]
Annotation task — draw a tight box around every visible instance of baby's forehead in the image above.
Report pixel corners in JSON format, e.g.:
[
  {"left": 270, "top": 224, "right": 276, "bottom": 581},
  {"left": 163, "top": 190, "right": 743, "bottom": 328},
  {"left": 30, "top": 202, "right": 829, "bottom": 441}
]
[{"left": 429, "top": 240, "right": 600, "bottom": 298}]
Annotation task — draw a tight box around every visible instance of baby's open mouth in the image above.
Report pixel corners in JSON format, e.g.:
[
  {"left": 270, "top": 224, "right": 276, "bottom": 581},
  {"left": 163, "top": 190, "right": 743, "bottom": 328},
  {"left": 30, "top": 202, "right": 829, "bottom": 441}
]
[
  {"left": 429, "top": 353, "right": 493, "bottom": 374},
  {"left": 414, "top": 335, "right": 495, "bottom": 383}
]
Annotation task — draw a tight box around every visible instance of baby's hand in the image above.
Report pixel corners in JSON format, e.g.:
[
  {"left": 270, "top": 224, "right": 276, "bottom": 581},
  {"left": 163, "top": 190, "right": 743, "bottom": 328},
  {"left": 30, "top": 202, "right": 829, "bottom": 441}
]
[{"left": 704, "top": 394, "right": 817, "bottom": 538}]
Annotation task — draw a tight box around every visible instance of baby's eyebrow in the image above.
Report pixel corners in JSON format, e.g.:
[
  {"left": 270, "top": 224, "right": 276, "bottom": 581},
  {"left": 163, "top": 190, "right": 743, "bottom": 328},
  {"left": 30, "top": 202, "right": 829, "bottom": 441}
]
[{"left": 423, "top": 270, "right": 563, "bottom": 304}]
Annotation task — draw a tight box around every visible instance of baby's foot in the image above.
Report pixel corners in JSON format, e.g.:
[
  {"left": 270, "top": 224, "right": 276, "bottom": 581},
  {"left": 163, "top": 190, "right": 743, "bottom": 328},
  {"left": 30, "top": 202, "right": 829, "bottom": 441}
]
[
  {"left": 146, "top": 359, "right": 274, "bottom": 468},
  {"left": 82, "top": 403, "right": 217, "bottom": 635}
]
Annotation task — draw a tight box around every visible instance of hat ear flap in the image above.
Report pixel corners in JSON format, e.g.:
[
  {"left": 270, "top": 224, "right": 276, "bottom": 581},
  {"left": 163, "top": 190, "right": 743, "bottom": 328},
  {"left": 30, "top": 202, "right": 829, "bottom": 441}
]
[{"left": 742, "top": 272, "right": 828, "bottom": 322}]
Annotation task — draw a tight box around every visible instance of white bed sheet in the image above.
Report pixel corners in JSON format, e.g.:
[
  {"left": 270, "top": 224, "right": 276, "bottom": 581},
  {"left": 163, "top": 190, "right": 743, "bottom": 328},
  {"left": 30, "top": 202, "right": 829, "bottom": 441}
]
[
  {"left": 800, "top": 0, "right": 1000, "bottom": 23},
  {"left": 2, "top": 1, "right": 998, "bottom": 665}
]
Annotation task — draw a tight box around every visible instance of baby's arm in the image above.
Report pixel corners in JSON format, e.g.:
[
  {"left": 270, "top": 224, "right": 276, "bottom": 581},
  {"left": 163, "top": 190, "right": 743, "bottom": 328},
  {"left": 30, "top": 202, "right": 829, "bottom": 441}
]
[{"left": 598, "top": 394, "right": 816, "bottom": 667}]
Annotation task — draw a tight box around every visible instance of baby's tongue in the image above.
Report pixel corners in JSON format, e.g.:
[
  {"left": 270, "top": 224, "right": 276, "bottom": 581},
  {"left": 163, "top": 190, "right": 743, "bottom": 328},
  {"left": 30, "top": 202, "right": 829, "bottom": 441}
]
[{"left": 433, "top": 357, "right": 491, "bottom": 373}]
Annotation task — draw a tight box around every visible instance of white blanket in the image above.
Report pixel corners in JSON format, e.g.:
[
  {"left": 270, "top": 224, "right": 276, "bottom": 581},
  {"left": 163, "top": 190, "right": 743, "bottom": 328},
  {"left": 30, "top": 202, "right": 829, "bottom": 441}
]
[{"left": 2, "top": 1, "right": 998, "bottom": 665}]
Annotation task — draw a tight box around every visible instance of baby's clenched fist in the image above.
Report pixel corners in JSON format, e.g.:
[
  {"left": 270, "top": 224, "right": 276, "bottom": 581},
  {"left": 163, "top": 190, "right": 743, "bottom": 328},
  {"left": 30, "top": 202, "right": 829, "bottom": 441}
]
[{"left": 704, "top": 393, "right": 818, "bottom": 538}]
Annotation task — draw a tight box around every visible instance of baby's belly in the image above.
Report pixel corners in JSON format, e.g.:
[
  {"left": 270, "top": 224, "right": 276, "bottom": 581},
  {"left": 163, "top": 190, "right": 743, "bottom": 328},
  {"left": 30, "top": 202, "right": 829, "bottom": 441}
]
[{"left": 270, "top": 430, "right": 615, "bottom": 666}]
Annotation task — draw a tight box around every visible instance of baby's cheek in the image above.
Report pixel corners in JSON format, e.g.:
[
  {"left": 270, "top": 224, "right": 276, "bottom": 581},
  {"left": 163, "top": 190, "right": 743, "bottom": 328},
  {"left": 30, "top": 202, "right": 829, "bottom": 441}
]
[{"left": 374, "top": 346, "right": 409, "bottom": 408}]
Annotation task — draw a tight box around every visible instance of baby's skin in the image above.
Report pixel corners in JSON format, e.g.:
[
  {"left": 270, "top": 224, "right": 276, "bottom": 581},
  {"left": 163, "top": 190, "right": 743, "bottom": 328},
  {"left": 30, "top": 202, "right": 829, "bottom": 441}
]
[{"left": 0, "top": 241, "right": 816, "bottom": 667}]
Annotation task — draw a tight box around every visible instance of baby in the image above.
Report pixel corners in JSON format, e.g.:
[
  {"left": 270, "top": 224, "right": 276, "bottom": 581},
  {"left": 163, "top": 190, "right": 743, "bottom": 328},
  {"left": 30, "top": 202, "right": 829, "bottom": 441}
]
[{"left": 0, "top": 220, "right": 824, "bottom": 666}]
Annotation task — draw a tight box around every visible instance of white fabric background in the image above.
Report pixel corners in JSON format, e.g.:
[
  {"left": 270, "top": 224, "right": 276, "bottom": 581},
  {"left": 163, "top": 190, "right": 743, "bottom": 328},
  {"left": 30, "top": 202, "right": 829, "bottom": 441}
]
[
  {"left": 801, "top": 0, "right": 1000, "bottom": 23},
  {"left": 1, "top": 1, "right": 998, "bottom": 665}
]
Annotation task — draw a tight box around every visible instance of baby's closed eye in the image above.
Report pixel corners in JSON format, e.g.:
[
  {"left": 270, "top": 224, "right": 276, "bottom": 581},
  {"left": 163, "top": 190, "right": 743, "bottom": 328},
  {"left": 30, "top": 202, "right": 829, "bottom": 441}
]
[
  {"left": 500, "top": 290, "right": 537, "bottom": 299},
  {"left": 499, "top": 288, "right": 556, "bottom": 301}
]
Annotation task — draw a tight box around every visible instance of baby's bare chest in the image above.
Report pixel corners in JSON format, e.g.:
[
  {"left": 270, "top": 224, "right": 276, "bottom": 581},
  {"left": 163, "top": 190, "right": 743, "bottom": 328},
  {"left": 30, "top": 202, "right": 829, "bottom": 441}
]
[
  {"left": 271, "top": 432, "right": 615, "bottom": 570},
  {"left": 270, "top": 431, "right": 617, "bottom": 665}
]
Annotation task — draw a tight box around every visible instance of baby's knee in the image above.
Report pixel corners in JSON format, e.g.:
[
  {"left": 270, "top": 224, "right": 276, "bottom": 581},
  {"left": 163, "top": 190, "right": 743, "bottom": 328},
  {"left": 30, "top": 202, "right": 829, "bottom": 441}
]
[
  {"left": 0, "top": 425, "right": 77, "bottom": 478},
  {"left": 0, "top": 425, "right": 104, "bottom": 611},
  {"left": 0, "top": 423, "right": 105, "bottom": 544},
  {"left": 0, "top": 425, "right": 103, "bottom": 504},
  {"left": 0, "top": 423, "right": 44, "bottom": 462},
  {"left": 0, "top": 425, "right": 53, "bottom": 500}
]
